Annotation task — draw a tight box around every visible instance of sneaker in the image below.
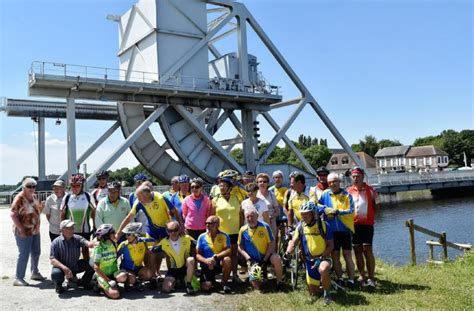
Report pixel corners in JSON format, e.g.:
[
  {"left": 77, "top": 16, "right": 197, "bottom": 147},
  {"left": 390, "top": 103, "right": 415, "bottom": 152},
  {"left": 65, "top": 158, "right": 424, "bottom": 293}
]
[
  {"left": 31, "top": 272, "right": 46, "bottom": 281},
  {"left": 232, "top": 276, "right": 243, "bottom": 284},
  {"left": 336, "top": 279, "right": 344, "bottom": 288},
  {"left": 186, "top": 283, "right": 195, "bottom": 295},
  {"left": 323, "top": 295, "right": 333, "bottom": 306},
  {"left": 357, "top": 275, "right": 366, "bottom": 287},
  {"left": 275, "top": 282, "right": 284, "bottom": 292},
  {"left": 346, "top": 279, "right": 355, "bottom": 290},
  {"left": 366, "top": 279, "right": 376, "bottom": 289},
  {"left": 55, "top": 285, "right": 66, "bottom": 294},
  {"left": 13, "top": 278, "right": 29, "bottom": 286},
  {"left": 67, "top": 277, "right": 79, "bottom": 289},
  {"left": 223, "top": 285, "right": 231, "bottom": 294}
]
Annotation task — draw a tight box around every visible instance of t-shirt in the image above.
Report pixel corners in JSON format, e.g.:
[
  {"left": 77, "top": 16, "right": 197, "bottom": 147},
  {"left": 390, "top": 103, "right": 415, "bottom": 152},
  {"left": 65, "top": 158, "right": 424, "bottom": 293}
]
[
  {"left": 95, "top": 196, "right": 131, "bottom": 230},
  {"left": 61, "top": 192, "right": 94, "bottom": 234},
  {"left": 11, "top": 192, "right": 42, "bottom": 236},
  {"left": 294, "top": 220, "right": 332, "bottom": 258},
  {"left": 196, "top": 231, "right": 230, "bottom": 258},
  {"left": 50, "top": 234, "right": 88, "bottom": 271},
  {"left": 93, "top": 240, "right": 118, "bottom": 276},
  {"left": 213, "top": 194, "right": 241, "bottom": 235},
  {"left": 117, "top": 237, "right": 153, "bottom": 272},
  {"left": 238, "top": 221, "right": 274, "bottom": 262},
  {"left": 241, "top": 198, "right": 268, "bottom": 223},
  {"left": 257, "top": 191, "right": 279, "bottom": 218},
  {"left": 347, "top": 184, "right": 378, "bottom": 225},
  {"left": 44, "top": 193, "right": 65, "bottom": 235},
  {"left": 153, "top": 235, "right": 196, "bottom": 269},
  {"left": 182, "top": 194, "right": 211, "bottom": 230}
]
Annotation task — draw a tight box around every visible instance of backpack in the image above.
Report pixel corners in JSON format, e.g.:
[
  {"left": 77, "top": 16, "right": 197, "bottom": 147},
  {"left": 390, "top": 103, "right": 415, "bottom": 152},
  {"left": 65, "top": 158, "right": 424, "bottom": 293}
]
[{"left": 297, "top": 213, "right": 327, "bottom": 241}]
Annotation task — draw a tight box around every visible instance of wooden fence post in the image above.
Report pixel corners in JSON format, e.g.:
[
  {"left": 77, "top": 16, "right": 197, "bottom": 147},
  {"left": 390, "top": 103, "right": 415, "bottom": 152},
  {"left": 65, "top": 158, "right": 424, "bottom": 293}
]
[
  {"left": 407, "top": 219, "right": 416, "bottom": 265},
  {"left": 440, "top": 232, "right": 448, "bottom": 261}
]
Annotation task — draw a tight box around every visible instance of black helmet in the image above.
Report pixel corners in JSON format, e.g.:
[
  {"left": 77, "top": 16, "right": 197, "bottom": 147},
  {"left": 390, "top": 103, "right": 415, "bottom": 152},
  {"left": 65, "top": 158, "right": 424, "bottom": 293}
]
[
  {"left": 316, "top": 166, "right": 330, "bottom": 175},
  {"left": 96, "top": 170, "right": 108, "bottom": 178}
]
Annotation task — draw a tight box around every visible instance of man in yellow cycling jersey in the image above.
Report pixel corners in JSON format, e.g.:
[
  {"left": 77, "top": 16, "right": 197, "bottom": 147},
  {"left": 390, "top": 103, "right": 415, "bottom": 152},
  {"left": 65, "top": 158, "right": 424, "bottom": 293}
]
[
  {"left": 285, "top": 172, "right": 311, "bottom": 227},
  {"left": 152, "top": 221, "right": 197, "bottom": 294}
]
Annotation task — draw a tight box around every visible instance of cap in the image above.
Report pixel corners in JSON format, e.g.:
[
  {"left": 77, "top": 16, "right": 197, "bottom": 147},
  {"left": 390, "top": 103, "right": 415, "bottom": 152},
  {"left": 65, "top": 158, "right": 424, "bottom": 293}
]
[
  {"left": 60, "top": 219, "right": 75, "bottom": 230},
  {"left": 53, "top": 180, "right": 66, "bottom": 187}
]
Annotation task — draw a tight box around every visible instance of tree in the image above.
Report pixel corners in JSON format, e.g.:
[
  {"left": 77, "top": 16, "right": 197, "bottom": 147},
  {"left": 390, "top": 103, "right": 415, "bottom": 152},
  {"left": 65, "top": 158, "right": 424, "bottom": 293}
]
[
  {"left": 353, "top": 135, "right": 379, "bottom": 157},
  {"left": 378, "top": 139, "right": 402, "bottom": 149}
]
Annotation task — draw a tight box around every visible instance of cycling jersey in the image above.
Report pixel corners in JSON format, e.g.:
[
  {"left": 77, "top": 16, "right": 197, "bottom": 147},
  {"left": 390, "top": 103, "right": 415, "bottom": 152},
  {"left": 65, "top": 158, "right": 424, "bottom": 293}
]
[
  {"left": 286, "top": 186, "right": 311, "bottom": 222},
  {"left": 268, "top": 185, "right": 287, "bottom": 210},
  {"left": 213, "top": 194, "right": 241, "bottom": 235},
  {"left": 95, "top": 196, "right": 130, "bottom": 230},
  {"left": 130, "top": 192, "right": 175, "bottom": 239},
  {"left": 91, "top": 187, "right": 108, "bottom": 205},
  {"left": 153, "top": 235, "right": 196, "bottom": 269},
  {"left": 318, "top": 189, "right": 354, "bottom": 233},
  {"left": 93, "top": 240, "right": 118, "bottom": 276},
  {"left": 196, "top": 231, "right": 230, "bottom": 258},
  {"left": 61, "top": 192, "right": 94, "bottom": 234},
  {"left": 346, "top": 183, "right": 378, "bottom": 225},
  {"left": 117, "top": 237, "right": 153, "bottom": 272},
  {"left": 231, "top": 184, "right": 248, "bottom": 203},
  {"left": 309, "top": 183, "right": 327, "bottom": 202},
  {"left": 294, "top": 220, "right": 332, "bottom": 258},
  {"left": 238, "top": 221, "right": 274, "bottom": 262},
  {"left": 169, "top": 191, "right": 190, "bottom": 216}
]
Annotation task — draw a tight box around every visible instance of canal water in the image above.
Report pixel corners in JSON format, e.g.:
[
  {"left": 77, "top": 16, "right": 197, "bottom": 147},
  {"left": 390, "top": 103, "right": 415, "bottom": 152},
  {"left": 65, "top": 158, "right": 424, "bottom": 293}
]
[{"left": 373, "top": 196, "right": 474, "bottom": 265}]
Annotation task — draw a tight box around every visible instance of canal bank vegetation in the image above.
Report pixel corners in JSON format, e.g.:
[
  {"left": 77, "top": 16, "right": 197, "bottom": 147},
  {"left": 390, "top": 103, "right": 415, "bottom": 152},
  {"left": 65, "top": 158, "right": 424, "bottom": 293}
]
[{"left": 235, "top": 251, "right": 473, "bottom": 310}]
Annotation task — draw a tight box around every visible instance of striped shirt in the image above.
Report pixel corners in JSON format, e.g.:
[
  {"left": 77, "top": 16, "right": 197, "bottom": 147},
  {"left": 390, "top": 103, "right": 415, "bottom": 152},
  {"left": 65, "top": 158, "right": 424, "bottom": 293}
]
[{"left": 50, "top": 235, "right": 88, "bottom": 271}]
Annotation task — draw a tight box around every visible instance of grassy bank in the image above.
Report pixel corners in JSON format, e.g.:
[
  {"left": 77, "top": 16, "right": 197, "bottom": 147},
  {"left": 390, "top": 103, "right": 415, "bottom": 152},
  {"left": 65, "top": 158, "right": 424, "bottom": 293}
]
[{"left": 235, "top": 252, "right": 473, "bottom": 310}]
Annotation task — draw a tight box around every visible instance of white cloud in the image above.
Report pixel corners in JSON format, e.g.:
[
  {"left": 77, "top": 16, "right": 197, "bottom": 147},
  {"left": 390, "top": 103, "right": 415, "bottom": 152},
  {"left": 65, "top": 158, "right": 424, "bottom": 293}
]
[
  {"left": 45, "top": 138, "right": 67, "bottom": 147},
  {"left": 29, "top": 131, "right": 52, "bottom": 138}
]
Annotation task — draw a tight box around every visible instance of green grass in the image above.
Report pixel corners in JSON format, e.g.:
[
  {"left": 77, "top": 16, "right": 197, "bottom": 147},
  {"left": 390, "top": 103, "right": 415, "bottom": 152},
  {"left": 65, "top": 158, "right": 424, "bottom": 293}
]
[{"left": 233, "top": 252, "right": 474, "bottom": 310}]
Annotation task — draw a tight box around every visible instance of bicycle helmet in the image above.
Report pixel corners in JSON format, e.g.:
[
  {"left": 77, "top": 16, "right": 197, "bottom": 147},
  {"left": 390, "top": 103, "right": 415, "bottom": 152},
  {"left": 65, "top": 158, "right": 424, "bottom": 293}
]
[
  {"left": 133, "top": 173, "right": 148, "bottom": 182},
  {"left": 219, "top": 169, "right": 239, "bottom": 179},
  {"left": 107, "top": 181, "right": 121, "bottom": 190},
  {"left": 69, "top": 173, "right": 85, "bottom": 184},
  {"left": 178, "top": 174, "right": 190, "bottom": 183},
  {"left": 96, "top": 170, "right": 108, "bottom": 178},
  {"left": 248, "top": 263, "right": 263, "bottom": 282},
  {"left": 316, "top": 166, "right": 330, "bottom": 175},
  {"left": 190, "top": 177, "right": 204, "bottom": 187},
  {"left": 122, "top": 222, "right": 142, "bottom": 236},
  {"left": 220, "top": 177, "right": 234, "bottom": 187},
  {"left": 95, "top": 224, "right": 115, "bottom": 241},
  {"left": 300, "top": 201, "right": 317, "bottom": 213}
]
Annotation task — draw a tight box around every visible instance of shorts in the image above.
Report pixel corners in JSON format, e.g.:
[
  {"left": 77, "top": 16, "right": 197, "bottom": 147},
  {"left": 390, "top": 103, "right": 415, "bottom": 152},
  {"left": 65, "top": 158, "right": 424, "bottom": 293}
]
[
  {"left": 228, "top": 234, "right": 238, "bottom": 245},
  {"left": 120, "top": 266, "right": 143, "bottom": 275},
  {"left": 352, "top": 225, "right": 374, "bottom": 246},
  {"left": 305, "top": 257, "right": 332, "bottom": 286},
  {"left": 185, "top": 229, "right": 205, "bottom": 240},
  {"left": 333, "top": 231, "right": 352, "bottom": 251},
  {"left": 200, "top": 261, "right": 222, "bottom": 283},
  {"left": 165, "top": 266, "right": 187, "bottom": 280},
  {"left": 96, "top": 270, "right": 120, "bottom": 290},
  {"left": 147, "top": 225, "right": 168, "bottom": 240}
]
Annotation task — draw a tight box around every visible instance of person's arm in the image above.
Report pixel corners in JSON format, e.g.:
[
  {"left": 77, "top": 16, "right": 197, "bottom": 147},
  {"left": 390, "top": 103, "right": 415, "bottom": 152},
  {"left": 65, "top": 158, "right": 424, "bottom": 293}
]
[
  {"left": 322, "top": 239, "right": 334, "bottom": 257},
  {"left": 262, "top": 211, "right": 270, "bottom": 226},
  {"left": 238, "top": 243, "right": 251, "bottom": 262},
  {"left": 93, "top": 263, "right": 111, "bottom": 283},
  {"left": 50, "top": 258, "right": 73, "bottom": 279},
  {"left": 94, "top": 201, "right": 104, "bottom": 229},
  {"left": 10, "top": 212, "right": 25, "bottom": 237},
  {"left": 271, "top": 192, "right": 280, "bottom": 218},
  {"left": 116, "top": 212, "right": 134, "bottom": 240}
]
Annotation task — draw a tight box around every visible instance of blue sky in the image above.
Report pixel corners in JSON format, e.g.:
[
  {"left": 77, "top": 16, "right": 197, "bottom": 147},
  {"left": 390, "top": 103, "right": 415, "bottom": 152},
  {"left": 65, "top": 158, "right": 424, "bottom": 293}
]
[{"left": 0, "top": 0, "right": 472, "bottom": 184}]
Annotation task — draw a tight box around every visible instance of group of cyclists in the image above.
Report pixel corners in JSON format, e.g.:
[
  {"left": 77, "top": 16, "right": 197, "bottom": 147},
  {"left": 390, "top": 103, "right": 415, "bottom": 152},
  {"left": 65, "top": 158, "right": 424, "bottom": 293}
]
[{"left": 12, "top": 165, "right": 379, "bottom": 306}]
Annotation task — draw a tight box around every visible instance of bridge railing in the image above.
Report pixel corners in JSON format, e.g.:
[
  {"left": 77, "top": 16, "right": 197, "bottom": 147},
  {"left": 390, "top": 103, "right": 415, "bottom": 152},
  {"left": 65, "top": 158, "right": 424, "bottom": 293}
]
[{"left": 368, "top": 170, "right": 474, "bottom": 186}]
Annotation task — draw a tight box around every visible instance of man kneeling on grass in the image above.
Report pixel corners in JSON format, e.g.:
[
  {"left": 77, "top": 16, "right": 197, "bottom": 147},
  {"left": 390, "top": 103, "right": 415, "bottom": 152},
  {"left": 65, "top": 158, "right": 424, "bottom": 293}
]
[
  {"left": 196, "top": 216, "right": 232, "bottom": 293},
  {"left": 285, "top": 201, "right": 334, "bottom": 305},
  {"left": 238, "top": 208, "right": 284, "bottom": 291},
  {"left": 152, "top": 221, "right": 197, "bottom": 294}
]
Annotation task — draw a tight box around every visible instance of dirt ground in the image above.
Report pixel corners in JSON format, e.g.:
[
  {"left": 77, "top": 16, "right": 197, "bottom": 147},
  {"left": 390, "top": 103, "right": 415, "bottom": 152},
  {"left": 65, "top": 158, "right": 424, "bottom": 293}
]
[{"left": 0, "top": 206, "right": 235, "bottom": 310}]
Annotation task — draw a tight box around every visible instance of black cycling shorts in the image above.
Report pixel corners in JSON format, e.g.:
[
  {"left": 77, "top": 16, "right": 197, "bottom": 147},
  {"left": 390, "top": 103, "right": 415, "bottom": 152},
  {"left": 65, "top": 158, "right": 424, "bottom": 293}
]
[
  {"left": 333, "top": 231, "right": 352, "bottom": 251},
  {"left": 352, "top": 225, "right": 374, "bottom": 246},
  {"left": 200, "top": 261, "right": 222, "bottom": 282},
  {"left": 165, "top": 266, "right": 186, "bottom": 280},
  {"left": 228, "top": 234, "right": 238, "bottom": 245}
]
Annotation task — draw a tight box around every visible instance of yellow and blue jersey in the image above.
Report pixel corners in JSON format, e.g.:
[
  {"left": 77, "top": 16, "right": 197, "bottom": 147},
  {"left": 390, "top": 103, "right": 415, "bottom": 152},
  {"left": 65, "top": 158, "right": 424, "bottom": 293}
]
[
  {"left": 238, "top": 221, "right": 274, "bottom": 262},
  {"left": 117, "top": 237, "right": 154, "bottom": 272},
  {"left": 213, "top": 194, "right": 241, "bottom": 235},
  {"left": 318, "top": 189, "right": 354, "bottom": 233},
  {"left": 131, "top": 192, "right": 174, "bottom": 238},
  {"left": 295, "top": 220, "right": 332, "bottom": 258},
  {"left": 196, "top": 231, "right": 230, "bottom": 258},
  {"left": 153, "top": 235, "right": 196, "bottom": 269},
  {"left": 287, "top": 187, "right": 311, "bottom": 221}
]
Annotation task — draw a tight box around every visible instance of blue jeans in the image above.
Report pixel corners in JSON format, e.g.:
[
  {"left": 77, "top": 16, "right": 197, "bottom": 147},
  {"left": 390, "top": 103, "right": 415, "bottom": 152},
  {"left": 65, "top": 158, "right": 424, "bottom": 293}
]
[
  {"left": 14, "top": 234, "right": 41, "bottom": 280},
  {"left": 51, "top": 260, "right": 94, "bottom": 287}
]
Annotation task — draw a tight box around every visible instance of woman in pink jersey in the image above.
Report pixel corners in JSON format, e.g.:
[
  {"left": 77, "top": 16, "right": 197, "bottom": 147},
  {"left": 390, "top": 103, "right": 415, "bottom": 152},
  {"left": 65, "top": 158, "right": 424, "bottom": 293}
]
[{"left": 181, "top": 178, "right": 212, "bottom": 240}]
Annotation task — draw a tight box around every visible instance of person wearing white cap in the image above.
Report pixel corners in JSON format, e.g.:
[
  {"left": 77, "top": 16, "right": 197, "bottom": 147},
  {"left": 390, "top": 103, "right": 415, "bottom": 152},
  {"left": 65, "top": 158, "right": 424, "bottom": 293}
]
[
  {"left": 50, "top": 220, "right": 96, "bottom": 294},
  {"left": 10, "top": 177, "right": 46, "bottom": 286},
  {"left": 43, "top": 180, "right": 67, "bottom": 241}
]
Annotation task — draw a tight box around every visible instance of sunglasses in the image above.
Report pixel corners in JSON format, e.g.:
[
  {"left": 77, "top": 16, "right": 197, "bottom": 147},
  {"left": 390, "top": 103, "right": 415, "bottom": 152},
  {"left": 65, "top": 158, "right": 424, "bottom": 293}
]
[
  {"left": 258, "top": 180, "right": 268, "bottom": 184},
  {"left": 205, "top": 222, "right": 217, "bottom": 225},
  {"left": 25, "top": 185, "right": 36, "bottom": 189},
  {"left": 71, "top": 184, "right": 82, "bottom": 188},
  {"left": 191, "top": 185, "right": 201, "bottom": 189},
  {"left": 167, "top": 228, "right": 179, "bottom": 233}
]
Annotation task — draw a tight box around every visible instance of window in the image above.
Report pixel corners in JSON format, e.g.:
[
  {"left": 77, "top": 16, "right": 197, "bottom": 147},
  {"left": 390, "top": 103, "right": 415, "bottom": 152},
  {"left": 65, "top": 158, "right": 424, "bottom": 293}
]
[
  {"left": 437, "top": 156, "right": 441, "bottom": 164},
  {"left": 342, "top": 156, "right": 349, "bottom": 164},
  {"left": 444, "top": 156, "right": 448, "bottom": 164},
  {"left": 331, "top": 157, "right": 338, "bottom": 165}
]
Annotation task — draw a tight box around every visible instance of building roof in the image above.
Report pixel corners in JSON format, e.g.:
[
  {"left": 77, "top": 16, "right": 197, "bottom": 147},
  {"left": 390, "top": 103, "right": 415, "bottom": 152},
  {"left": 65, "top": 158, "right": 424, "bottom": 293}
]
[
  {"left": 374, "top": 145, "right": 410, "bottom": 158},
  {"left": 406, "top": 145, "right": 448, "bottom": 157},
  {"left": 326, "top": 151, "right": 376, "bottom": 171}
]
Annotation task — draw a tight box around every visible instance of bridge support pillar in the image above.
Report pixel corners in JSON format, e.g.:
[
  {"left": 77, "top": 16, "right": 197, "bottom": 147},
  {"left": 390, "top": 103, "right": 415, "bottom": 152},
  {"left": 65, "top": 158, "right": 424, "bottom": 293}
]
[
  {"left": 37, "top": 117, "right": 46, "bottom": 181},
  {"left": 66, "top": 97, "right": 77, "bottom": 180}
]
